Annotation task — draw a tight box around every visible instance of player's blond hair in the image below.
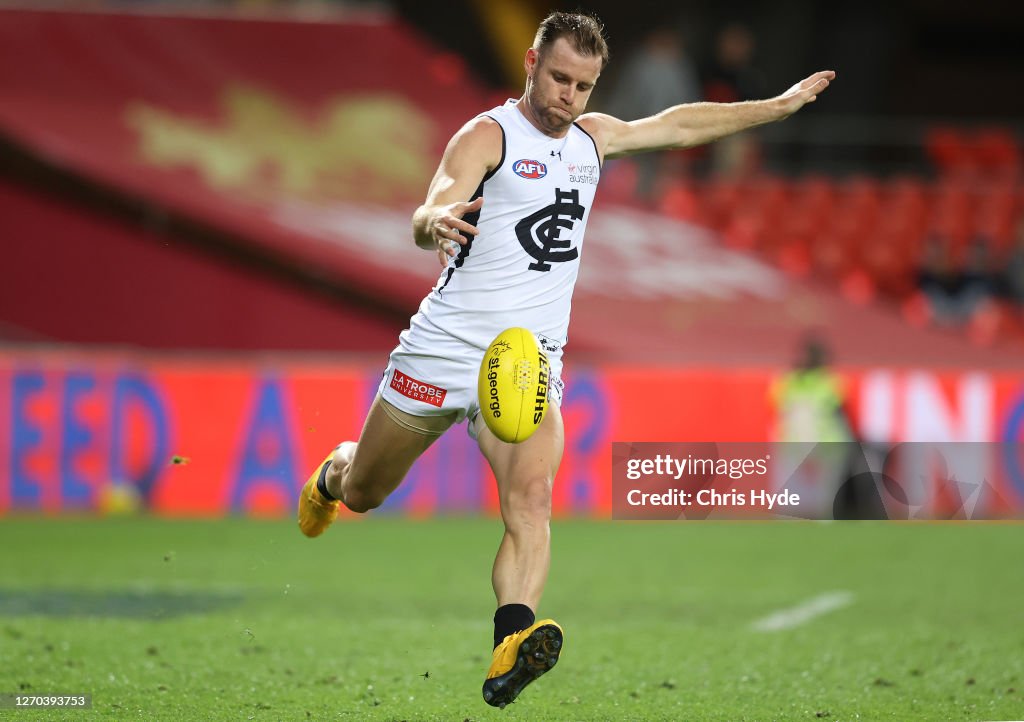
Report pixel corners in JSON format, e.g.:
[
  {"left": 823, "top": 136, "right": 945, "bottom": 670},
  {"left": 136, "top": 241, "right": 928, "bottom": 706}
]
[{"left": 533, "top": 11, "right": 609, "bottom": 69}]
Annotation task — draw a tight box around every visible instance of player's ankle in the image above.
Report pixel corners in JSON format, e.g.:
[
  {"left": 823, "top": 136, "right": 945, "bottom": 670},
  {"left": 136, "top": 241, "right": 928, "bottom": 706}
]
[
  {"left": 322, "top": 463, "right": 343, "bottom": 501},
  {"left": 330, "top": 442, "right": 360, "bottom": 503},
  {"left": 493, "top": 603, "right": 535, "bottom": 648}
]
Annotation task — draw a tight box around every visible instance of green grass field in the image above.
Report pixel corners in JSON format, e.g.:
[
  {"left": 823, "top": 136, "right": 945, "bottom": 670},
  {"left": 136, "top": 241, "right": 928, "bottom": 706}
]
[{"left": 0, "top": 518, "right": 1021, "bottom": 721}]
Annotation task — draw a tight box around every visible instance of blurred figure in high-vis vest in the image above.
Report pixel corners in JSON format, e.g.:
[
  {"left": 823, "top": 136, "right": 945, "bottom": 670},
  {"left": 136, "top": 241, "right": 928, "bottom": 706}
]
[
  {"left": 770, "top": 334, "right": 855, "bottom": 517},
  {"left": 772, "top": 334, "right": 850, "bottom": 443}
]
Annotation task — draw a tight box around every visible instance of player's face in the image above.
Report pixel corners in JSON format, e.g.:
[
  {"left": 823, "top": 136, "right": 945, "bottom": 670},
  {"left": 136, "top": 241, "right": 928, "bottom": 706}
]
[{"left": 525, "top": 38, "right": 602, "bottom": 136}]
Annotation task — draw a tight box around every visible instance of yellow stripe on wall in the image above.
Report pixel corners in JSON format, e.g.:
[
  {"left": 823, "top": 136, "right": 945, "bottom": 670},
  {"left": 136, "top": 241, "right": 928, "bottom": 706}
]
[{"left": 470, "top": 0, "right": 541, "bottom": 87}]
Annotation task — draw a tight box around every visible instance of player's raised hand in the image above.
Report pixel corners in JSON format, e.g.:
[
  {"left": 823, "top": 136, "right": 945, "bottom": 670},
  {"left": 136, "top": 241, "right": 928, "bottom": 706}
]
[
  {"left": 434, "top": 196, "right": 483, "bottom": 267},
  {"left": 775, "top": 70, "right": 836, "bottom": 119}
]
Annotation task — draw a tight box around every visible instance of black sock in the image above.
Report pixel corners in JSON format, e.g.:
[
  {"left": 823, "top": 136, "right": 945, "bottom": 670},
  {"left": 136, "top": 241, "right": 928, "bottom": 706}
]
[
  {"left": 493, "top": 604, "right": 535, "bottom": 649},
  {"left": 315, "top": 460, "right": 337, "bottom": 502}
]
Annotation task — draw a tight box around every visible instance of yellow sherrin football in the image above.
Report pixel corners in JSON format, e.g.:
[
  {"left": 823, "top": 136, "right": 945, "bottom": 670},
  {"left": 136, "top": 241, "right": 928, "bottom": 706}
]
[{"left": 478, "top": 327, "right": 550, "bottom": 443}]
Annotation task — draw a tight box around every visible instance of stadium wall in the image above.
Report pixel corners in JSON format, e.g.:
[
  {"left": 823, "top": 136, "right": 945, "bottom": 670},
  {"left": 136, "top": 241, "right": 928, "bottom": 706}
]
[
  {"left": 2, "top": 348, "right": 1023, "bottom": 518},
  {"left": 0, "top": 171, "right": 406, "bottom": 350}
]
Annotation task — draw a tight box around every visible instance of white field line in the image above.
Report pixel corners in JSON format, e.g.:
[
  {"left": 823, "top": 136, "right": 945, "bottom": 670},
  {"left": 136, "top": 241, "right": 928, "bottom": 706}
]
[{"left": 751, "top": 591, "right": 854, "bottom": 632}]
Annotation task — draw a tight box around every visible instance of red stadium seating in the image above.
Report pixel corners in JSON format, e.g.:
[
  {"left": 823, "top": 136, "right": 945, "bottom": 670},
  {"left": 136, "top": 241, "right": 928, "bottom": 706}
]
[{"left": 680, "top": 144, "right": 1023, "bottom": 345}]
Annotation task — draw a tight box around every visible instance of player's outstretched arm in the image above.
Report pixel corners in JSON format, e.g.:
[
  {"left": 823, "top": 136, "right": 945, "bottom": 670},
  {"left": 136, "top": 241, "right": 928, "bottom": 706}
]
[
  {"left": 412, "top": 116, "right": 503, "bottom": 268},
  {"left": 579, "top": 70, "right": 835, "bottom": 161}
]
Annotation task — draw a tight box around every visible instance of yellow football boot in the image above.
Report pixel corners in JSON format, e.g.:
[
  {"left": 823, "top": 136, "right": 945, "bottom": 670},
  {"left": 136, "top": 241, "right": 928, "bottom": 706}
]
[
  {"left": 297, "top": 451, "right": 339, "bottom": 537},
  {"left": 482, "top": 619, "right": 563, "bottom": 708}
]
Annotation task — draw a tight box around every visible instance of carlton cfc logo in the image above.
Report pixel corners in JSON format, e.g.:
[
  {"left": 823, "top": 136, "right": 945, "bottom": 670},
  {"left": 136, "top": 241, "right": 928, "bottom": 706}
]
[{"left": 513, "top": 159, "right": 547, "bottom": 179}]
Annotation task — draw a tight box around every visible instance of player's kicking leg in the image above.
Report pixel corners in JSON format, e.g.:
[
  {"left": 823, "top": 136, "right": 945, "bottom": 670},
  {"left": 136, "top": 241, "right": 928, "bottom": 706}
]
[
  {"left": 477, "top": 407, "right": 565, "bottom": 708},
  {"left": 298, "top": 395, "right": 454, "bottom": 535}
]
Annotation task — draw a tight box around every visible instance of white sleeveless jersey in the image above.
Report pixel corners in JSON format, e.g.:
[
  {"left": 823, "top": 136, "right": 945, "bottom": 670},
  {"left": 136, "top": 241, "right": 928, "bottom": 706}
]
[{"left": 399, "top": 99, "right": 601, "bottom": 363}]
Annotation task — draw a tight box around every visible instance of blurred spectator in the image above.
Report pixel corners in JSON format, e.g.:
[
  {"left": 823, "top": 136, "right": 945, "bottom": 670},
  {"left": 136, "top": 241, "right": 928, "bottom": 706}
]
[
  {"left": 1001, "top": 220, "right": 1024, "bottom": 307},
  {"left": 770, "top": 334, "right": 859, "bottom": 517},
  {"left": 702, "top": 23, "right": 767, "bottom": 177},
  {"left": 703, "top": 23, "right": 766, "bottom": 104},
  {"left": 917, "top": 235, "right": 997, "bottom": 326},
  {"left": 771, "top": 334, "right": 851, "bottom": 444},
  {"left": 962, "top": 239, "right": 998, "bottom": 302},
  {"left": 917, "top": 235, "right": 955, "bottom": 320},
  {"left": 605, "top": 27, "right": 700, "bottom": 199}
]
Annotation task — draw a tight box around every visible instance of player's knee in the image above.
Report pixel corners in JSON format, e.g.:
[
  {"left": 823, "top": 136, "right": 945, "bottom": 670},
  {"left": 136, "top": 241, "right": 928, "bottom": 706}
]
[
  {"left": 337, "top": 451, "right": 396, "bottom": 513},
  {"left": 342, "top": 485, "right": 386, "bottom": 514},
  {"left": 503, "top": 476, "right": 553, "bottom": 527},
  {"left": 341, "top": 475, "right": 389, "bottom": 513}
]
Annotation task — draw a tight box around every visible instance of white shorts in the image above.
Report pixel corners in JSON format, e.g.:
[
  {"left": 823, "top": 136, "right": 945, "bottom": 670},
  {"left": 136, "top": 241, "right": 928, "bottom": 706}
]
[{"left": 377, "top": 330, "right": 564, "bottom": 439}]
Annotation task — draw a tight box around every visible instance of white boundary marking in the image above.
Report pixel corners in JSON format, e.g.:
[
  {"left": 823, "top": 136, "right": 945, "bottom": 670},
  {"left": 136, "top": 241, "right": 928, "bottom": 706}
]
[{"left": 751, "top": 591, "right": 854, "bottom": 632}]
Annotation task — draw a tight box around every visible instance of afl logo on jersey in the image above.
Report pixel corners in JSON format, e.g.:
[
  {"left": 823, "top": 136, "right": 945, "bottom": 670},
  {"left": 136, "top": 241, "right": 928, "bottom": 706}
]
[{"left": 513, "top": 159, "right": 547, "bottom": 179}]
